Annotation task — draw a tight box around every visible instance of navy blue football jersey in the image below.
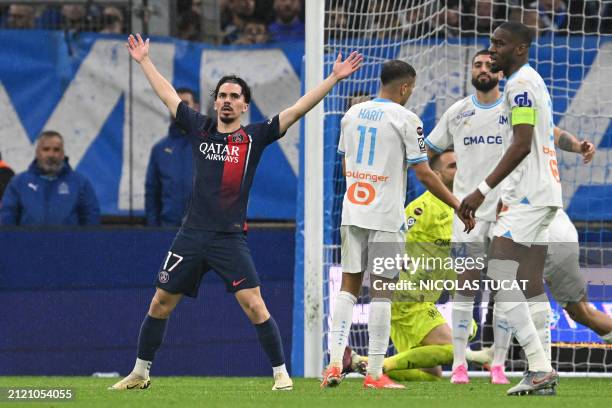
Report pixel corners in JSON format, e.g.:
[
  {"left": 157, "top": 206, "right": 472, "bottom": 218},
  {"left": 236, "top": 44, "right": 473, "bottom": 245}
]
[{"left": 175, "top": 102, "right": 283, "bottom": 231}]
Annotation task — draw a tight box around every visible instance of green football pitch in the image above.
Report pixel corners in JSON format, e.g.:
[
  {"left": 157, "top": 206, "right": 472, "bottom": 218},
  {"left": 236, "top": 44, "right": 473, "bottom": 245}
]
[{"left": 1, "top": 377, "right": 611, "bottom": 408}]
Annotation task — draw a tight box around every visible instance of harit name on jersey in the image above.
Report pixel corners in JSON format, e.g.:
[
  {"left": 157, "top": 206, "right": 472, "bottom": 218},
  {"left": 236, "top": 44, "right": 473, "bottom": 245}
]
[{"left": 199, "top": 142, "right": 240, "bottom": 163}]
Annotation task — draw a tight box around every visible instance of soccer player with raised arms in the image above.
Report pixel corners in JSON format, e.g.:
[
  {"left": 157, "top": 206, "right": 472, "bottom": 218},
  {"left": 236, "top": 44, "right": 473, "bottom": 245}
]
[
  {"left": 459, "top": 22, "right": 562, "bottom": 395},
  {"left": 110, "top": 33, "right": 362, "bottom": 391},
  {"left": 321, "top": 60, "right": 473, "bottom": 389}
]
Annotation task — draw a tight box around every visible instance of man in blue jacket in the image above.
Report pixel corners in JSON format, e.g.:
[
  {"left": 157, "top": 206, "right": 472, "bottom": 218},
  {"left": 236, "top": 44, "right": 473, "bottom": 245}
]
[
  {"left": 0, "top": 130, "right": 100, "bottom": 226},
  {"left": 145, "top": 88, "right": 199, "bottom": 226}
]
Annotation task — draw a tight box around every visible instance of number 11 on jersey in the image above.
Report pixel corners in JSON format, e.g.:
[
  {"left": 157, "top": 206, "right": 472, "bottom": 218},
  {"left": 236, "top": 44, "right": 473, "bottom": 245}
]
[{"left": 356, "top": 125, "right": 377, "bottom": 166}]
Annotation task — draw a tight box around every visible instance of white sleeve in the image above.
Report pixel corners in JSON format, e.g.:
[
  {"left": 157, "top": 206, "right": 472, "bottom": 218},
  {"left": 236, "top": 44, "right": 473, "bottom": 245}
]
[
  {"left": 337, "top": 116, "right": 346, "bottom": 155},
  {"left": 505, "top": 76, "right": 538, "bottom": 111},
  {"left": 403, "top": 113, "right": 428, "bottom": 165},
  {"left": 425, "top": 109, "right": 452, "bottom": 153}
]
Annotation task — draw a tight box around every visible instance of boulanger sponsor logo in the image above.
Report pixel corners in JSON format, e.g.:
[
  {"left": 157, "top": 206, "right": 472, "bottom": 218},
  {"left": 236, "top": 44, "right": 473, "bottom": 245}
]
[
  {"left": 345, "top": 170, "right": 389, "bottom": 183},
  {"left": 199, "top": 142, "right": 240, "bottom": 163},
  {"left": 347, "top": 181, "right": 375, "bottom": 205}
]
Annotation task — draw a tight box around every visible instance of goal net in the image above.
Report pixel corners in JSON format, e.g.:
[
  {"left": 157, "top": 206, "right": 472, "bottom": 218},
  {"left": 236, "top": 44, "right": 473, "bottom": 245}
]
[{"left": 301, "top": 0, "right": 612, "bottom": 376}]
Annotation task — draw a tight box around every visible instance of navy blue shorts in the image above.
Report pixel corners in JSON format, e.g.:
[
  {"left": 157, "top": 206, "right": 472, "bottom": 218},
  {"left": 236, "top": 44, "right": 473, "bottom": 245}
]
[{"left": 155, "top": 228, "right": 260, "bottom": 297}]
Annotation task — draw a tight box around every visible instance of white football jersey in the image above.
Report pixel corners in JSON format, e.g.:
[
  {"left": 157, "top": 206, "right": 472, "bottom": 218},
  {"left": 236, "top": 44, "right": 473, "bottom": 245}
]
[
  {"left": 339, "top": 98, "right": 427, "bottom": 232},
  {"left": 426, "top": 95, "right": 506, "bottom": 222},
  {"left": 501, "top": 64, "right": 563, "bottom": 207}
]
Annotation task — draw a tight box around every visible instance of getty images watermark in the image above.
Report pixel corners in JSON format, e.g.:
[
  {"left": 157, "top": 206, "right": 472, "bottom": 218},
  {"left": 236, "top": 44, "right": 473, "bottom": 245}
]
[{"left": 370, "top": 254, "right": 529, "bottom": 292}]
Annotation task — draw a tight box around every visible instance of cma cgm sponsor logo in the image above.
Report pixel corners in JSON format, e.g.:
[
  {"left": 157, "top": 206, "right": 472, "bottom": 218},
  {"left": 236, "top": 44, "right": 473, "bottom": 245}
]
[
  {"left": 514, "top": 91, "right": 533, "bottom": 107},
  {"left": 463, "top": 135, "right": 503, "bottom": 145},
  {"left": 199, "top": 142, "right": 240, "bottom": 163},
  {"left": 347, "top": 181, "right": 375, "bottom": 205},
  {"left": 456, "top": 109, "right": 475, "bottom": 120}
]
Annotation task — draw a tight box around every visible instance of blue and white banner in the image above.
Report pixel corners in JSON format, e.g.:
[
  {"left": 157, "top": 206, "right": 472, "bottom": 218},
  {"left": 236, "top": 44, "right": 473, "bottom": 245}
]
[{"left": 0, "top": 30, "right": 303, "bottom": 218}]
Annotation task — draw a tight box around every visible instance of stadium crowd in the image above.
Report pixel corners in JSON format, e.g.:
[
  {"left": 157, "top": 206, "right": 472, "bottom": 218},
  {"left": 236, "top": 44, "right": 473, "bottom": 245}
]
[{"left": 1, "top": 1, "right": 611, "bottom": 44}]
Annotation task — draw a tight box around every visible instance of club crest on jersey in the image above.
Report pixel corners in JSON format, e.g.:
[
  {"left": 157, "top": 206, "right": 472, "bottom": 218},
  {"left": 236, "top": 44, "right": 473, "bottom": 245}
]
[
  {"left": 199, "top": 142, "right": 240, "bottom": 163},
  {"left": 456, "top": 109, "right": 475, "bottom": 121},
  {"left": 514, "top": 91, "right": 533, "bottom": 107},
  {"left": 417, "top": 136, "right": 426, "bottom": 153},
  {"left": 227, "top": 134, "right": 244, "bottom": 143}
]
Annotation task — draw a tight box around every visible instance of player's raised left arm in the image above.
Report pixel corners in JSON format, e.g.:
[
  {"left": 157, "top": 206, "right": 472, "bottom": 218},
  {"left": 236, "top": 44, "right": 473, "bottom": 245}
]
[
  {"left": 278, "top": 52, "right": 363, "bottom": 135},
  {"left": 554, "top": 127, "right": 595, "bottom": 164}
]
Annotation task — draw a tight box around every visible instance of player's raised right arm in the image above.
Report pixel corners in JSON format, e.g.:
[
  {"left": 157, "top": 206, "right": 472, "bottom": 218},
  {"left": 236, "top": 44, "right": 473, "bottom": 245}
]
[{"left": 126, "top": 34, "right": 181, "bottom": 118}]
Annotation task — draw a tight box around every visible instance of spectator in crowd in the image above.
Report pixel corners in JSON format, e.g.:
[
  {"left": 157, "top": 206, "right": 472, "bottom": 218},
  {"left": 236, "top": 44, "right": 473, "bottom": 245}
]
[
  {"left": 510, "top": 5, "right": 541, "bottom": 33},
  {"left": 0, "top": 131, "right": 100, "bottom": 226},
  {"left": 471, "top": 0, "right": 508, "bottom": 34},
  {"left": 100, "top": 6, "right": 124, "bottom": 34},
  {"left": 434, "top": 0, "right": 462, "bottom": 38},
  {"left": 61, "top": 4, "right": 88, "bottom": 32},
  {"left": 404, "top": 1, "right": 432, "bottom": 39},
  {"left": 602, "top": 0, "right": 612, "bottom": 33},
  {"left": 0, "top": 153, "right": 14, "bottom": 201},
  {"left": 268, "top": 0, "right": 304, "bottom": 42},
  {"left": 530, "top": 0, "right": 567, "bottom": 31},
  {"left": 368, "top": 0, "right": 406, "bottom": 40},
  {"left": 233, "top": 17, "right": 270, "bottom": 44},
  {"left": 222, "top": 0, "right": 257, "bottom": 44},
  {"left": 474, "top": 0, "right": 494, "bottom": 34},
  {"left": 529, "top": 0, "right": 604, "bottom": 34},
  {"left": 325, "top": 0, "right": 348, "bottom": 41},
  {"left": 145, "top": 89, "right": 199, "bottom": 227},
  {"left": 6, "top": 4, "right": 35, "bottom": 29},
  {"left": 177, "top": 9, "right": 202, "bottom": 41}
]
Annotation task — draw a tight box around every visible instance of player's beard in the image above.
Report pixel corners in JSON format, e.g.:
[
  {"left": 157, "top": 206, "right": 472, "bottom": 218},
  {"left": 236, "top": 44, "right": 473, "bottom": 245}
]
[
  {"left": 37, "top": 158, "right": 63, "bottom": 176},
  {"left": 219, "top": 115, "right": 236, "bottom": 124},
  {"left": 472, "top": 75, "right": 499, "bottom": 92}
]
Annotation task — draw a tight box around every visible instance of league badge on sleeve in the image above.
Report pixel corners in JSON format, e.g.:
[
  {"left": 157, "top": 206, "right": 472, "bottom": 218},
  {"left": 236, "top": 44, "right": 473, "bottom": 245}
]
[{"left": 417, "top": 135, "right": 426, "bottom": 153}]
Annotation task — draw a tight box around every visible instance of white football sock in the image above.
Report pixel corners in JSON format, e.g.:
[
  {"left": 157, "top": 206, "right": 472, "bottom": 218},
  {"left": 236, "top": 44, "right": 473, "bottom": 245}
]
[
  {"left": 367, "top": 298, "right": 391, "bottom": 379},
  {"left": 272, "top": 363, "right": 289, "bottom": 377},
  {"left": 489, "top": 258, "right": 551, "bottom": 372},
  {"left": 601, "top": 331, "right": 612, "bottom": 344},
  {"left": 133, "top": 358, "right": 151, "bottom": 378},
  {"left": 451, "top": 293, "right": 474, "bottom": 370},
  {"left": 328, "top": 291, "right": 357, "bottom": 367},
  {"left": 492, "top": 302, "right": 512, "bottom": 367},
  {"left": 528, "top": 293, "right": 552, "bottom": 361},
  {"left": 495, "top": 297, "right": 551, "bottom": 372}
]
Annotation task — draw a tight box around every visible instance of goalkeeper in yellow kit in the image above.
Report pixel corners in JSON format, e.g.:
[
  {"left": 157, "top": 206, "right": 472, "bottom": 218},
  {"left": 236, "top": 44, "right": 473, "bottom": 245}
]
[{"left": 350, "top": 149, "right": 474, "bottom": 381}]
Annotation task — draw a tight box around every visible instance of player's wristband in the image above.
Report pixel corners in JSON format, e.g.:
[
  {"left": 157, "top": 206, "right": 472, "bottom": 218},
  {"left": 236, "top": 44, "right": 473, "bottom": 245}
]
[{"left": 477, "top": 181, "right": 492, "bottom": 196}]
